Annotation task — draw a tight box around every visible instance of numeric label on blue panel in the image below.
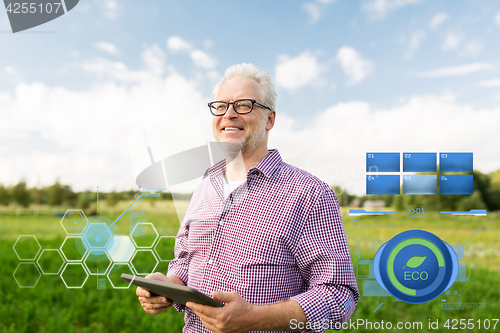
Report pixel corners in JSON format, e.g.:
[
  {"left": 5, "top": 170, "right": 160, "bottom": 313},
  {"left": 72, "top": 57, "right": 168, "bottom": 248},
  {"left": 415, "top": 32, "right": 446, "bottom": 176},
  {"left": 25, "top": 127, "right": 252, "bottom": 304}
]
[
  {"left": 440, "top": 153, "right": 473, "bottom": 172},
  {"left": 366, "top": 153, "right": 400, "bottom": 172},
  {"left": 403, "top": 175, "right": 437, "bottom": 195},
  {"left": 439, "top": 175, "right": 473, "bottom": 195},
  {"left": 366, "top": 175, "right": 400, "bottom": 195},
  {"left": 403, "top": 153, "right": 437, "bottom": 172}
]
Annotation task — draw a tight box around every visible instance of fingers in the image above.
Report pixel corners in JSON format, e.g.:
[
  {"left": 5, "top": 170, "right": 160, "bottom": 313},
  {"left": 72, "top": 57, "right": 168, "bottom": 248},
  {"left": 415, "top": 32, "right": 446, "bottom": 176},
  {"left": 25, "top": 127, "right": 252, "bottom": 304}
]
[
  {"left": 186, "top": 303, "right": 217, "bottom": 330},
  {"left": 139, "top": 295, "right": 173, "bottom": 315},
  {"left": 211, "top": 291, "right": 236, "bottom": 303},
  {"left": 136, "top": 286, "right": 151, "bottom": 297},
  {"left": 186, "top": 302, "right": 216, "bottom": 318},
  {"left": 139, "top": 297, "right": 172, "bottom": 308},
  {"left": 139, "top": 295, "right": 170, "bottom": 304},
  {"left": 142, "top": 302, "right": 170, "bottom": 316},
  {"left": 145, "top": 272, "right": 167, "bottom": 281}
]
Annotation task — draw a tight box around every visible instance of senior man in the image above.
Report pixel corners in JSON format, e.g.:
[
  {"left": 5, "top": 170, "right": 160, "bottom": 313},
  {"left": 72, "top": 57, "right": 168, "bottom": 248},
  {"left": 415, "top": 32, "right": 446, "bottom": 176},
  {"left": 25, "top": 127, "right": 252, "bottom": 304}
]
[{"left": 136, "top": 63, "right": 359, "bottom": 333}]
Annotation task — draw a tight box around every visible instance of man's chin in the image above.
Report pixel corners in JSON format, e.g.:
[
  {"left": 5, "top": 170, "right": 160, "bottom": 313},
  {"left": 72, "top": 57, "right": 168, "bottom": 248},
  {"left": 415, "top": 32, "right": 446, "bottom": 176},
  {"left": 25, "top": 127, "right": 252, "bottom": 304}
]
[{"left": 214, "top": 139, "right": 245, "bottom": 157}]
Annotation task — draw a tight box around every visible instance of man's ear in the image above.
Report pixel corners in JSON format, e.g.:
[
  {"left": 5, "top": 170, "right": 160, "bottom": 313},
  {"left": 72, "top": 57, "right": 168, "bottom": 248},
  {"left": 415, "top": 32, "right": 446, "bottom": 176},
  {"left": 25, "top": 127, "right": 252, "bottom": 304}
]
[{"left": 266, "top": 110, "right": 276, "bottom": 131}]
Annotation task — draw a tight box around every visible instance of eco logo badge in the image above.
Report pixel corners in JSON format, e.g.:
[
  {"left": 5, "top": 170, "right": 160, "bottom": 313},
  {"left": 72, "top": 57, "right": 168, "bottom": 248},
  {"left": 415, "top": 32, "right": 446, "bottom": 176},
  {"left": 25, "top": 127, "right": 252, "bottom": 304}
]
[
  {"left": 374, "top": 230, "right": 459, "bottom": 304},
  {"left": 3, "top": 0, "right": 79, "bottom": 33}
]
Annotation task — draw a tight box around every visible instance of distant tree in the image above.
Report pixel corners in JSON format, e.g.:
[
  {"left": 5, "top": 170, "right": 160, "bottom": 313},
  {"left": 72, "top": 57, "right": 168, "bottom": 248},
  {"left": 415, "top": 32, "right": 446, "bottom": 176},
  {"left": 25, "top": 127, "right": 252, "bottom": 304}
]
[
  {"left": 0, "top": 185, "right": 11, "bottom": 206},
  {"left": 63, "top": 185, "right": 78, "bottom": 207},
  {"left": 78, "top": 191, "right": 92, "bottom": 210},
  {"left": 12, "top": 181, "right": 31, "bottom": 207},
  {"left": 393, "top": 194, "right": 405, "bottom": 211},
  {"left": 161, "top": 192, "right": 173, "bottom": 201},
  {"left": 31, "top": 187, "right": 46, "bottom": 205},
  {"left": 484, "top": 170, "right": 500, "bottom": 211},
  {"left": 126, "top": 189, "right": 138, "bottom": 200},
  {"left": 107, "top": 190, "right": 121, "bottom": 207},
  {"left": 48, "top": 181, "right": 65, "bottom": 206},
  {"left": 456, "top": 192, "right": 487, "bottom": 211}
]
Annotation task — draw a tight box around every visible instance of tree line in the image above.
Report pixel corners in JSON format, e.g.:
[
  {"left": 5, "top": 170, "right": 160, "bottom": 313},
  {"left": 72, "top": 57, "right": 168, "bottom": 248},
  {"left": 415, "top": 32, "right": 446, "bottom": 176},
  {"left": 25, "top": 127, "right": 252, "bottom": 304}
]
[
  {"left": 1, "top": 168, "right": 499, "bottom": 211},
  {"left": 0, "top": 181, "right": 178, "bottom": 210},
  {"left": 336, "top": 169, "right": 500, "bottom": 212}
]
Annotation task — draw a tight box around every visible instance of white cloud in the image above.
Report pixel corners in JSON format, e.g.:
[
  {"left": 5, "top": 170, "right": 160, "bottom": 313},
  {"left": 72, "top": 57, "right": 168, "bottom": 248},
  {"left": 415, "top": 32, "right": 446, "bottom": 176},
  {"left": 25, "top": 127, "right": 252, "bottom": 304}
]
[
  {"left": 362, "top": 0, "right": 421, "bottom": 19},
  {"left": 4, "top": 66, "right": 16, "bottom": 75},
  {"left": 166, "top": 36, "right": 193, "bottom": 53},
  {"left": 94, "top": 0, "right": 119, "bottom": 19},
  {"left": 269, "top": 94, "right": 500, "bottom": 195},
  {"left": 0, "top": 52, "right": 210, "bottom": 192},
  {"left": 429, "top": 12, "right": 449, "bottom": 29},
  {"left": 302, "top": 0, "right": 337, "bottom": 23},
  {"left": 93, "top": 41, "right": 120, "bottom": 55},
  {"left": 406, "top": 30, "right": 425, "bottom": 58},
  {"left": 141, "top": 44, "right": 166, "bottom": 76},
  {"left": 203, "top": 39, "right": 214, "bottom": 49},
  {"left": 275, "top": 51, "right": 324, "bottom": 90},
  {"left": 336, "top": 46, "right": 374, "bottom": 85},
  {"left": 495, "top": 11, "right": 500, "bottom": 26},
  {"left": 190, "top": 49, "right": 218, "bottom": 69},
  {"left": 442, "top": 31, "right": 463, "bottom": 51},
  {"left": 460, "top": 41, "right": 483, "bottom": 57},
  {"left": 413, "top": 62, "right": 493, "bottom": 78},
  {"left": 302, "top": 2, "right": 321, "bottom": 24},
  {"left": 3, "top": 55, "right": 500, "bottom": 198},
  {"left": 479, "top": 78, "right": 500, "bottom": 87},
  {"left": 166, "top": 37, "right": 218, "bottom": 69}
]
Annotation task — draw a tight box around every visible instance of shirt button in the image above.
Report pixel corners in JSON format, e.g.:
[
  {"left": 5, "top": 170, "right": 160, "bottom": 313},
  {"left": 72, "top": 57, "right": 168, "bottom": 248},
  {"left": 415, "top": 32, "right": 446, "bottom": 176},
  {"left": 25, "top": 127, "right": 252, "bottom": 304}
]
[
  {"left": 219, "top": 220, "right": 224, "bottom": 225},
  {"left": 208, "top": 259, "right": 213, "bottom": 264}
]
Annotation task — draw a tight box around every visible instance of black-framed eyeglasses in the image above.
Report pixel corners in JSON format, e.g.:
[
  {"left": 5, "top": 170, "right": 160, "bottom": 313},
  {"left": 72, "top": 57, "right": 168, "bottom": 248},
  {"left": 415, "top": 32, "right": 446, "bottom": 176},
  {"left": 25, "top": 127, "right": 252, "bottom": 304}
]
[{"left": 208, "top": 99, "right": 271, "bottom": 116}]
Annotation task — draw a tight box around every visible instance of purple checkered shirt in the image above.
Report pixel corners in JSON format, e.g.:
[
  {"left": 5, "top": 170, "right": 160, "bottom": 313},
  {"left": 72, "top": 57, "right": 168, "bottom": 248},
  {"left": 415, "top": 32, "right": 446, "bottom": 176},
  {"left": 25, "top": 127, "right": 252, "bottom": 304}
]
[{"left": 168, "top": 149, "right": 359, "bottom": 332}]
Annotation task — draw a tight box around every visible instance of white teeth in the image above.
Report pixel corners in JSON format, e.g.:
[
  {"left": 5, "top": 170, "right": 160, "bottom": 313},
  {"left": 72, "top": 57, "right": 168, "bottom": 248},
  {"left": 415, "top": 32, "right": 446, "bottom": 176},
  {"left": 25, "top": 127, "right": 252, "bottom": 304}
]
[{"left": 224, "top": 127, "right": 242, "bottom": 131}]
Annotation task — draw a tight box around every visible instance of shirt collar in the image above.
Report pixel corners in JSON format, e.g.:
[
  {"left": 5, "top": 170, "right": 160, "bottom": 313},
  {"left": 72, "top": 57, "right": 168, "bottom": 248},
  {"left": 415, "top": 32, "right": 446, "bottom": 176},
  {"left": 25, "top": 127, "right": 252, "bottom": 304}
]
[{"left": 204, "top": 149, "right": 282, "bottom": 180}]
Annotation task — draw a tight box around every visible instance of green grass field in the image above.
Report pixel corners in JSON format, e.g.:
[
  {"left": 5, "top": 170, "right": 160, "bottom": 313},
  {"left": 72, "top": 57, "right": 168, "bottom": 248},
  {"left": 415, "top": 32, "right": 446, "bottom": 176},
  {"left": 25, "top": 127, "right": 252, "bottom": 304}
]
[{"left": 1, "top": 201, "right": 499, "bottom": 332}]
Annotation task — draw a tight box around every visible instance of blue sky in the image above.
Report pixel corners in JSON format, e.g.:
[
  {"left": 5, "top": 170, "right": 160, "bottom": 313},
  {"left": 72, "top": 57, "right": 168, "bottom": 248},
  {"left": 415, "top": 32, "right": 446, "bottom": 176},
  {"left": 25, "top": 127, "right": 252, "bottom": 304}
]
[{"left": 1, "top": 0, "right": 500, "bottom": 195}]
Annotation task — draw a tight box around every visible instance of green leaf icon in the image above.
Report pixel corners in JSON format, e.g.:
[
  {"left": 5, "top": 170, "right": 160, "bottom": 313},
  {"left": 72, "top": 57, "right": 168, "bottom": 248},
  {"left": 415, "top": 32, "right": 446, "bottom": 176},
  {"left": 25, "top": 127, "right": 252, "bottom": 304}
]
[{"left": 403, "top": 256, "right": 426, "bottom": 269}]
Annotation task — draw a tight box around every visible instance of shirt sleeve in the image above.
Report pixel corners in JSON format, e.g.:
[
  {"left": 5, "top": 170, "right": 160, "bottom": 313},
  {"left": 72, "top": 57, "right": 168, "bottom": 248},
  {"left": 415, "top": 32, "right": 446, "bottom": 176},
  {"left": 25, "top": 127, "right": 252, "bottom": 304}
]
[
  {"left": 167, "top": 214, "right": 190, "bottom": 313},
  {"left": 289, "top": 185, "right": 359, "bottom": 332}
]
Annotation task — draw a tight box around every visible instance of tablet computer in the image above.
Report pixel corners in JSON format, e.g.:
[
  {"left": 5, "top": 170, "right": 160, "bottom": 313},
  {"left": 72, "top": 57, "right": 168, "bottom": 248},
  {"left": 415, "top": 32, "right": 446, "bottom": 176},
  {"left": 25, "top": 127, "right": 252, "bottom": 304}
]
[{"left": 121, "top": 274, "right": 224, "bottom": 307}]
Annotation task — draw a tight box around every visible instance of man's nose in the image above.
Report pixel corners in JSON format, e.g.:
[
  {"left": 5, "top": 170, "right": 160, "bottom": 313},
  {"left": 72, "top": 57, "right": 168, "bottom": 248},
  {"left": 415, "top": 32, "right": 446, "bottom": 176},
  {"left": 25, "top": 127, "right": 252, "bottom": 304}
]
[{"left": 223, "top": 104, "right": 239, "bottom": 119}]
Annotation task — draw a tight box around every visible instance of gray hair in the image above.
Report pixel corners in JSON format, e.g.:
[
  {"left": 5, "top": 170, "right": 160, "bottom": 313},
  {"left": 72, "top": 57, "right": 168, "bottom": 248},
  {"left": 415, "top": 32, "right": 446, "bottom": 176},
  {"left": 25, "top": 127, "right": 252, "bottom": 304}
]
[{"left": 212, "top": 63, "right": 277, "bottom": 111}]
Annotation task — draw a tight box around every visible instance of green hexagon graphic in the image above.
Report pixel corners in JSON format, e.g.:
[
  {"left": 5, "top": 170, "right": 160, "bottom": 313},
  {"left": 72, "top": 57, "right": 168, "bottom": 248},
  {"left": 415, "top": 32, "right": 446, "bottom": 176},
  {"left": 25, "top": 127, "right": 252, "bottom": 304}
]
[
  {"left": 37, "top": 249, "right": 65, "bottom": 275},
  {"left": 130, "top": 223, "right": 158, "bottom": 248},
  {"left": 131, "top": 249, "right": 159, "bottom": 275},
  {"left": 84, "top": 250, "right": 112, "bottom": 275},
  {"left": 14, "top": 262, "right": 41, "bottom": 288},
  {"left": 60, "top": 236, "right": 87, "bottom": 261},
  {"left": 13, "top": 235, "right": 41, "bottom": 260},
  {"left": 61, "top": 263, "right": 89, "bottom": 288},
  {"left": 60, "top": 210, "right": 88, "bottom": 235},
  {"left": 107, "top": 263, "right": 135, "bottom": 289},
  {"left": 154, "top": 236, "right": 175, "bottom": 261}
]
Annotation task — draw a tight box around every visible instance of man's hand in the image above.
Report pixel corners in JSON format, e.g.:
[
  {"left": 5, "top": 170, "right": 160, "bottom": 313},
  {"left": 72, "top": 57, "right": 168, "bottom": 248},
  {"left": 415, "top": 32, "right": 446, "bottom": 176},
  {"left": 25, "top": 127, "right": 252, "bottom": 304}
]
[
  {"left": 186, "top": 291, "right": 255, "bottom": 333},
  {"left": 136, "top": 272, "right": 185, "bottom": 315}
]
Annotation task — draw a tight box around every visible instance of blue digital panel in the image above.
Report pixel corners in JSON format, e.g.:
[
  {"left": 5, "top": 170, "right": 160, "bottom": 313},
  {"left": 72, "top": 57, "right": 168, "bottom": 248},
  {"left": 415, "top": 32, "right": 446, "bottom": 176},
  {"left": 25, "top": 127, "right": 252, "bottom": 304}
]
[
  {"left": 439, "top": 175, "right": 473, "bottom": 195},
  {"left": 440, "top": 153, "right": 473, "bottom": 172},
  {"left": 403, "top": 175, "right": 437, "bottom": 195},
  {"left": 366, "top": 175, "right": 400, "bottom": 195},
  {"left": 403, "top": 153, "right": 437, "bottom": 172},
  {"left": 366, "top": 153, "right": 400, "bottom": 172}
]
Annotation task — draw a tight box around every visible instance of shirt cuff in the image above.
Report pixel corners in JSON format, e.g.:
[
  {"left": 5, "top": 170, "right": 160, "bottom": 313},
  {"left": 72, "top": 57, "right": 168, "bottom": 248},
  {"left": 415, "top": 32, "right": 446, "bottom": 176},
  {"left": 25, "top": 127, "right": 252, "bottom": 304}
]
[
  {"left": 167, "top": 264, "right": 189, "bottom": 285},
  {"left": 290, "top": 287, "right": 331, "bottom": 332}
]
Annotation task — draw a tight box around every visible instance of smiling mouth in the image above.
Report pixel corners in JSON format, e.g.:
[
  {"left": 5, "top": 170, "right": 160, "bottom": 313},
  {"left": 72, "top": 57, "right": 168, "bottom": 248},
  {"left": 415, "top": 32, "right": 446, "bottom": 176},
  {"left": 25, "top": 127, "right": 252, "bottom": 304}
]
[{"left": 222, "top": 127, "right": 243, "bottom": 131}]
